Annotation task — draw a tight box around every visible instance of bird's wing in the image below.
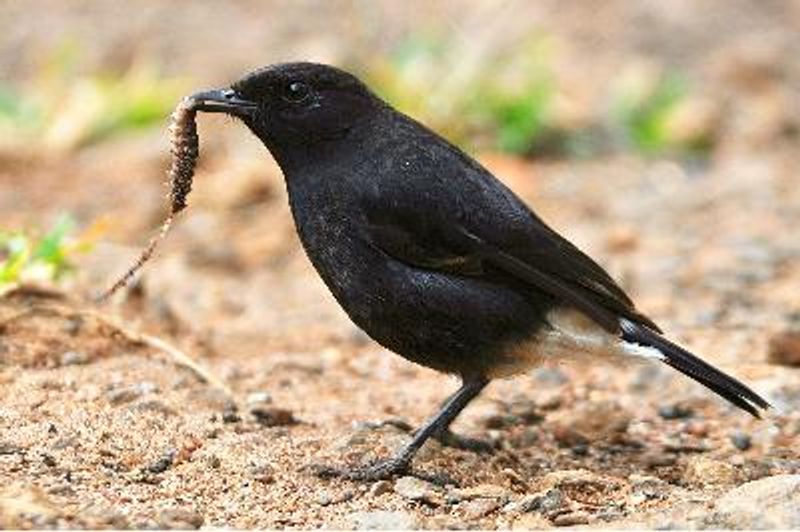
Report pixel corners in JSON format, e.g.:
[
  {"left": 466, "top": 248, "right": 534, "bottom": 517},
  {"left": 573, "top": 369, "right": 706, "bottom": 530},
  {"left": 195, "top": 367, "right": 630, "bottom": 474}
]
[{"left": 360, "top": 136, "right": 659, "bottom": 333}]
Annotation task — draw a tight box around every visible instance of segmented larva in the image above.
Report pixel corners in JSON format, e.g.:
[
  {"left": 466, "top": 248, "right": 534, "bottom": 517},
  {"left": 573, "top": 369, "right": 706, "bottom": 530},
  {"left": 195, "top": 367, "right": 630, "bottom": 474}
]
[
  {"left": 168, "top": 98, "right": 199, "bottom": 214},
  {"left": 99, "top": 97, "right": 199, "bottom": 301}
]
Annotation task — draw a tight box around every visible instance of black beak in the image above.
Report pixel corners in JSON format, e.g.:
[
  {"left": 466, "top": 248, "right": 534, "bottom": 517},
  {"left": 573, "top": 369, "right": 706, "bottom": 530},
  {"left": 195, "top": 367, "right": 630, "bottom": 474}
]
[{"left": 188, "top": 88, "right": 258, "bottom": 117}]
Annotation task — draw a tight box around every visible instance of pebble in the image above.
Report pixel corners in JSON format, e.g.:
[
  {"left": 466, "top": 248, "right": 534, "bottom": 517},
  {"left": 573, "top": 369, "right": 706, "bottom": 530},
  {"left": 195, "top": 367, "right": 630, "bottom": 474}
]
[
  {"left": 316, "top": 490, "right": 353, "bottom": 506},
  {"left": 368, "top": 480, "right": 393, "bottom": 497},
  {"left": 703, "top": 474, "right": 800, "bottom": 528},
  {"left": 685, "top": 420, "right": 709, "bottom": 437},
  {"left": 131, "top": 399, "right": 176, "bottom": 416},
  {"left": 552, "top": 425, "right": 589, "bottom": 448},
  {"left": 730, "top": 431, "right": 752, "bottom": 451},
  {"left": 767, "top": 330, "right": 800, "bottom": 367},
  {"left": 246, "top": 391, "right": 272, "bottom": 405},
  {"left": 349, "top": 510, "right": 417, "bottom": 530},
  {"left": 222, "top": 405, "right": 241, "bottom": 423},
  {"left": 658, "top": 404, "right": 694, "bottom": 419},
  {"left": 512, "top": 514, "right": 551, "bottom": 529},
  {"left": 553, "top": 511, "right": 590, "bottom": 527},
  {"left": 146, "top": 448, "right": 177, "bottom": 474},
  {"left": 157, "top": 508, "right": 204, "bottom": 529},
  {"left": 450, "top": 484, "right": 511, "bottom": 502},
  {"left": 249, "top": 463, "right": 274, "bottom": 483},
  {"left": 59, "top": 350, "right": 90, "bottom": 366},
  {"left": 536, "top": 391, "right": 563, "bottom": 411},
  {"left": 250, "top": 407, "right": 297, "bottom": 427},
  {"left": 556, "top": 400, "right": 631, "bottom": 442},
  {"left": 106, "top": 382, "right": 157, "bottom": 405},
  {"left": 393, "top": 476, "right": 442, "bottom": 505},
  {"left": 508, "top": 397, "right": 545, "bottom": 425},
  {"left": 684, "top": 456, "right": 737, "bottom": 485},
  {"left": 628, "top": 474, "right": 669, "bottom": 504},
  {"left": 605, "top": 226, "right": 639, "bottom": 253},
  {"left": 518, "top": 489, "right": 565, "bottom": 514},
  {"left": 461, "top": 498, "right": 502, "bottom": 519}
]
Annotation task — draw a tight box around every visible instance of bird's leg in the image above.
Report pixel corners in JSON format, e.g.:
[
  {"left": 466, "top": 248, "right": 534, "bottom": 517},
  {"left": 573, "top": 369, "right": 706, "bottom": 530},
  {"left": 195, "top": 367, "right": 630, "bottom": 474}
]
[{"left": 314, "top": 377, "right": 489, "bottom": 481}]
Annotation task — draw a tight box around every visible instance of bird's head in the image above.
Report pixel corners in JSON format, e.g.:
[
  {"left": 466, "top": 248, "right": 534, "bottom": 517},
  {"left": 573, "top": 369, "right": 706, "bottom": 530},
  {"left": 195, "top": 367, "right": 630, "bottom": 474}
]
[{"left": 188, "top": 62, "right": 381, "bottom": 156}]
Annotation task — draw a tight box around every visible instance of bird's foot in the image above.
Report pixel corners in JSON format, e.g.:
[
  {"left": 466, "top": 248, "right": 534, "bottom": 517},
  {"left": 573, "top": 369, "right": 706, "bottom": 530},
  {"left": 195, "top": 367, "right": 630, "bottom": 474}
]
[
  {"left": 432, "top": 428, "right": 494, "bottom": 454},
  {"left": 310, "top": 457, "right": 411, "bottom": 481},
  {"left": 309, "top": 459, "right": 457, "bottom": 486}
]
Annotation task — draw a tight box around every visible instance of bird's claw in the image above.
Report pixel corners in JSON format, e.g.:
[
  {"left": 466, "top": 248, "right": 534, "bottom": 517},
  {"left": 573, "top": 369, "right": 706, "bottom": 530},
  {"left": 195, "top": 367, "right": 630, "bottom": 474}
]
[
  {"left": 432, "top": 428, "right": 495, "bottom": 454},
  {"left": 309, "top": 457, "right": 411, "bottom": 481}
]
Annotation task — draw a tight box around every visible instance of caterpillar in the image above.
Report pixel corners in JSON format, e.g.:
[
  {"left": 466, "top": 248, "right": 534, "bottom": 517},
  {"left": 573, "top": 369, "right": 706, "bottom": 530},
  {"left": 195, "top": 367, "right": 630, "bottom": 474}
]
[{"left": 99, "top": 97, "right": 199, "bottom": 301}]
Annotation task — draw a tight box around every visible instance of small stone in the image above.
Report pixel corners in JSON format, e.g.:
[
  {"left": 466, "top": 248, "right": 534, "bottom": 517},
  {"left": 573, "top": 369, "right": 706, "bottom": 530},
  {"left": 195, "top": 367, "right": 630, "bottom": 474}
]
[
  {"left": 349, "top": 510, "right": 417, "bottom": 530},
  {"left": 704, "top": 475, "right": 800, "bottom": 528},
  {"left": 481, "top": 413, "right": 516, "bottom": 430},
  {"left": 451, "top": 484, "right": 511, "bottom": 502},
  {"left": 643, "top": 452, "right": 676, "bottom": 468},
  {"left": 536, "top": 391, "right": 563, "bottom": 411},
  {"left": 394, "top": 476, "right": 441, "bottom": 505},
  {"left": 730, "top": 431, "right": 752, "bottom": 451},
  {"left": 246, "top": 391, "right": 272, "bottom": 405},
  {"left": 555, "top": 400, "right": 631, "bottom": 442},
  {"left": 249, "top": 463, "right": 274, "bottom": 483},
  {"left": 461, "top": 498, "right": 502, "bottom": 519},
  {"left": 552, "top": 425, "right": 588, "bottom": 448},
  {"left": 684, "top": 457, "right": 737, "bottom": 486},
  {"left": 659, "top": 404, "right": 693, "bottom": 419},
  {"left": 368, "top": 480, "right": 393, "bottom": 497},
  {"left": 513, "top": 513, "right": 550, "bottom": 529},
  {"left": 60, "top": 350, "right": 90, "bottom": 366},
  {"left": 768, "top": 330, "right": 800, "bottom": 367},
  {"left": 628, "top": 474, "right": 669, "bottom": 503},
  {"left": 518, "top": 489, "right": 564, "bottom": 514},
  {"left": 250, "top": 407, "right": 297, "bottom": 427},
  {"left": 317, "top": 490, "right": 353, "bottom": 506},
  {"left": 157, "top": 508, "right": 204, "bottom": 529},
  {"left": 508, "top": 397, "right": 544, "bottom": 425},
  {"left": 146, "top": 448, "right": 176, "bottom": 474},
  {"left": 605, "top": 226, "right": 639, "bottom": 253},
  {"left": 685, "top": 421, "right": 709, "bottom": 437},
  {"left": 106, "top": 382, "right": 157, "bottom": 405},
  {"left": 132, "top": 400, "right": 176, "bottom": 416},
  {"left": 222, "top": 405, "right": 241, "bottom": 423},
  {"left": 553, "top": 511, "right": 590, "bottom": 527}
]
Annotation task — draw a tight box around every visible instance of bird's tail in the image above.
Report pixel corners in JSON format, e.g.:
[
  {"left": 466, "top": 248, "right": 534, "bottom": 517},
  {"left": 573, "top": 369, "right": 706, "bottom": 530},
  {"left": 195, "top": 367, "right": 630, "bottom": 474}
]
[{"left": 619, "top": 319, "right": 770, "bottom": 418}]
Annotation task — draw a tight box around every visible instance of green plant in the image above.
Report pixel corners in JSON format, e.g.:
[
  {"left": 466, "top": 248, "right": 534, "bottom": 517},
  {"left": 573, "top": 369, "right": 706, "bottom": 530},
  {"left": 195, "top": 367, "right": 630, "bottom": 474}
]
[
  {"left": 471, "top": 75, "right": 555, "bottom": 155},
  {"left": 0, "top": 215, "right": 98, "bottom": 295},
  {"left": 358, "top": 34, "right": 577, "bottom": 157},
  {"left": 0, "top": 40, "right": 189, "bottom": 153},
  {"left": 612, "top": 72, "right": 713, "bottom": 156}
]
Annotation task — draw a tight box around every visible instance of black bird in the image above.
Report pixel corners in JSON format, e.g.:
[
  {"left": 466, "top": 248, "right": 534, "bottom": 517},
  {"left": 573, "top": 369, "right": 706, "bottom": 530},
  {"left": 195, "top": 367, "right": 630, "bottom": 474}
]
[{"left": 188, "top": 62, "right": 769, "bottom": 479}]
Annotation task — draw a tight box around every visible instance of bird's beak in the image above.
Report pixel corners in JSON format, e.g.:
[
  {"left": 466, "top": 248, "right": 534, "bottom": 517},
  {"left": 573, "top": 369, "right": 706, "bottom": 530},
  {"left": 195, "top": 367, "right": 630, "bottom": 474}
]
[{"left": 188, "top": 88, "right": 258, "bottom": 118}]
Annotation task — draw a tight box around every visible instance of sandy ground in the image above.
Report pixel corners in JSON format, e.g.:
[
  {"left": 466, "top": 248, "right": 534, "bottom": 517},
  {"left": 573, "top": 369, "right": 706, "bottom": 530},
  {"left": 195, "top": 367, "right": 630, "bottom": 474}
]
[
  {"left": 2, "top": 145, "right": 799, "bottom": 528},
  {"left": 2, "top": 1, "right": 800, "bottom": 528}
]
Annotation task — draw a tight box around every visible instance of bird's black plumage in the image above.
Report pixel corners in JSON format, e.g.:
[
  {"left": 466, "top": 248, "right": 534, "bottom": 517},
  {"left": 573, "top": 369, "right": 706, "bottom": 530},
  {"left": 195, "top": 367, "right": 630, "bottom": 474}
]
[{"left": 188, "top": 62, "right": 769, "bottom": 479}]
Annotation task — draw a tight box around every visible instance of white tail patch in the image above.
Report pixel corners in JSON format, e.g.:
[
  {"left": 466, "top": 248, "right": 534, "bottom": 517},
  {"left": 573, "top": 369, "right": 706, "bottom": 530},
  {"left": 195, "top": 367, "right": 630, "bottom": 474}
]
[
  {"left": 542, "top": 307, "right": 665, "bottom": 361},
  {"left": 491, "top": 308, "right": 663, "bottom": 378}
]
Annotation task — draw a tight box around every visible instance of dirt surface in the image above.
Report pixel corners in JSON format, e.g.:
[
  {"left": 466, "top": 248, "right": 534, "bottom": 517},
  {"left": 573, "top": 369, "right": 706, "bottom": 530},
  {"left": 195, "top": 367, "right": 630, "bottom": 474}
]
[{"left": 2, "top": 1, "right": 800, "bottom": 529}]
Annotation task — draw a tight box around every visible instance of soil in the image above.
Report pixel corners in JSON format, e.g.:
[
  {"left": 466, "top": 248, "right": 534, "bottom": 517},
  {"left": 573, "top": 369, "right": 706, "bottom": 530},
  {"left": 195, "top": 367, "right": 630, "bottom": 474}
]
[{"left": 2, "top": 1, "right": 799, "bottom": 529}]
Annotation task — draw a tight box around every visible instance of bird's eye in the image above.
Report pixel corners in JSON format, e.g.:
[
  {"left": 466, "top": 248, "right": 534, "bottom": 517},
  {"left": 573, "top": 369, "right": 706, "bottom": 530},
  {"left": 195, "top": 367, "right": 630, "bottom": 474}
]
[{"left": 283, "top": 81, "right": 311, "bottom": 103}]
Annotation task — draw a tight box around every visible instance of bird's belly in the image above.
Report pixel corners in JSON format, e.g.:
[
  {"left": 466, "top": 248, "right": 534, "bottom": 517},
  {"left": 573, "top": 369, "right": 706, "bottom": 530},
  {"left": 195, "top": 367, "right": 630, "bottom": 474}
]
[{"left": 320, "top": 255, "right": 556, "bottom": 378}]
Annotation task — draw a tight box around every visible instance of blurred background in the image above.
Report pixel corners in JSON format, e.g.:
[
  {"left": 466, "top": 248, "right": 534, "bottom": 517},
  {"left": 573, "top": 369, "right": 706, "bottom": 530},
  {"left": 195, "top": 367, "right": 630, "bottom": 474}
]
[{"left": 1, "top": 1, "right": 799, "bottom": 528}]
